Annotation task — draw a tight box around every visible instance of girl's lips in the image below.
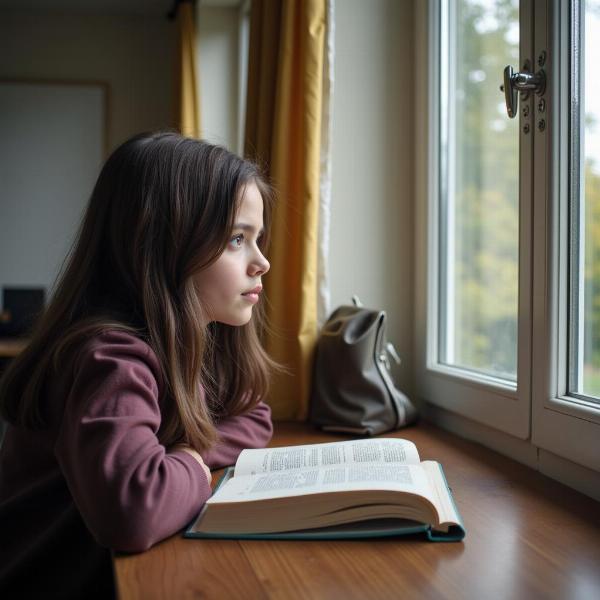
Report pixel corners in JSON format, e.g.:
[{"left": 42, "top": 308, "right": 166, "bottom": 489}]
[
  {"left": 243, "top": 285, "right": 263, "bottom": 295},
  {"left": 242, "top": 285, "right": 262, "bottom": 304},
  {"left": 242, "top": 292, "right": 260, "bottom": 304}
]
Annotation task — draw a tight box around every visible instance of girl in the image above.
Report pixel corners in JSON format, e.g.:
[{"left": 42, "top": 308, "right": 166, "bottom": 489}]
[{"left": 0, "top": 131, "right": 278, "bottom": 598}]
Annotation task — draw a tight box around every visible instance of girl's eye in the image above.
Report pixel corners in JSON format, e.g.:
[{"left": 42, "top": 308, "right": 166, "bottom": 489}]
[{"left": 230, "top": 234, "right": 244, "bottom": 248}]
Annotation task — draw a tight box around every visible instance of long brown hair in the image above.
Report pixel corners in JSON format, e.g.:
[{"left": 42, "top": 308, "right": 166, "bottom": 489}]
[{"left": 0, "top": 131, "right": 279, "bottom": 451}]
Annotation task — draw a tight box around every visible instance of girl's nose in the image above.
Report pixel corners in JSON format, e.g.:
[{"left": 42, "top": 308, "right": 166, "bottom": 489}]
[{"left": 250, "top": 252, "right": 270, "bottom": 276}]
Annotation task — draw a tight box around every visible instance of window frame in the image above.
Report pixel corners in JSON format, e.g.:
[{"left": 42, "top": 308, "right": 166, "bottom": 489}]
[{"left": 531, "top": 0, "right": 600, "bottom": 472}]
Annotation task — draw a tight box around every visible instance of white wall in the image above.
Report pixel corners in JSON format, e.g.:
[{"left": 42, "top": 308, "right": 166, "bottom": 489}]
[
  {"left": 196, "top": 5, "right": 242, "bottom": 152},
  {"left": 0, "top": 9, "right": 175, "bottom": 154},
  {"left": 329, "top": 0, "right": 415, "bottom": 394},
  {"left": 0, "top": 82, "right": 104, "bottom": 292},
  {"left": 0, "top": 8, "right": 175, "bottom": 296}
]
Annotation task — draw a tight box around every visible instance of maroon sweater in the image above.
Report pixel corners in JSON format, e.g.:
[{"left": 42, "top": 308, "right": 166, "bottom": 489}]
[{"left": 0, "top": 330, "right": 273, "bottom": 597}]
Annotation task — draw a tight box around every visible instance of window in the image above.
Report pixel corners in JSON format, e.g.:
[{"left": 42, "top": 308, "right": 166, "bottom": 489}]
[
  {"left": 420, "top": 0, "right": 530, "bottom": 439},
  {"left": 420, "top": 0, "right": 600, "bottom": 470},
  {"left": 531, "top": 0, "right": 600, "bottom": 471},
  {"left": 570, "top": 0, "right": 600, "bottom": 403},
  {"left": 439, "top": 0, "right": 520, "bottom": 384}
]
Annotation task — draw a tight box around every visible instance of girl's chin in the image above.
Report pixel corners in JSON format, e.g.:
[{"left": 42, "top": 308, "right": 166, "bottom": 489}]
[{"left": 219, "top": 309, "right": 253, "bottom": 327}]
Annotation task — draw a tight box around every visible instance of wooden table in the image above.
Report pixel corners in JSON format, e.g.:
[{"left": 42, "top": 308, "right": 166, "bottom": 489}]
[
  {"left": 0, "top": 338, "right": 28, "bottom": 358},
  {"left": 114, "top": 422, "right": 600, "bottom": 600}
]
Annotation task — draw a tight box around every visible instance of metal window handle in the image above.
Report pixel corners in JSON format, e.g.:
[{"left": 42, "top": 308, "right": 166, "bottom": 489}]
[{"left": 500, "top": 65, "right": 546, "bottom": 118}]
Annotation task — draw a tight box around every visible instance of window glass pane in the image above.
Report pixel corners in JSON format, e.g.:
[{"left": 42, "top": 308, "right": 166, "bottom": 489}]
[
  {"left": 439, "top": 0, "right": 519, "bottom": 381},
  {"left": 578, "top": 0, "right": 600, "bottom": 399}
]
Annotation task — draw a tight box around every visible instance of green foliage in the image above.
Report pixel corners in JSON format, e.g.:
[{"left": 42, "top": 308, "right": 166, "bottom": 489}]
[
  {"left": 584, "top": 162, "right": 600, "bottom": 394},
  {"left": 445, "top": 0, "right": 600, "bottom": 393},
  {"left": 446, "top": 0, "right": 519, "bottom": 377}
]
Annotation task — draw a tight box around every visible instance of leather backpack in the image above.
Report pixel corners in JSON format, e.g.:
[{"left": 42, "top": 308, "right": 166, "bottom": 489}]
[{"left": 309, "top": 297, "right": 418, "bottom": 435}]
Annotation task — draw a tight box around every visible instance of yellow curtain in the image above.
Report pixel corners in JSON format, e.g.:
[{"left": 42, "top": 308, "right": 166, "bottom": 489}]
[
  {"left": 173, "top": 0, "right": 200, "bottom": 138},
  {"left": 245, "top": 0, "right": 326, "bottom": 420}
]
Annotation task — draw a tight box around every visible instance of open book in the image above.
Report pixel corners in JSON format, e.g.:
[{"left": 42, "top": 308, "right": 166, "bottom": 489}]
[{"left": 185, "top": 438, "right": 465, "bottom": 542}]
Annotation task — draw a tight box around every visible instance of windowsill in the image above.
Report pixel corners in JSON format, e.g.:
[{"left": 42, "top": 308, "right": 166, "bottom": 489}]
[
  {"left": 422, "top": 402, "right": 600, "bottom": 502},
  {"left": 114, "top": 419, "right": 600, "bottom": 598}
]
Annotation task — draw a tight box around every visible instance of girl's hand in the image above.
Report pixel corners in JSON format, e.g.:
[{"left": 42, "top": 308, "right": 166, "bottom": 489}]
[{"left": 170, "top": 444, "right": 212, "bottom": 485}]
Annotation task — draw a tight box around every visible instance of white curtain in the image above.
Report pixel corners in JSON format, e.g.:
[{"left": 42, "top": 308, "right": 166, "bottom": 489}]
[{"left": 317, "top": 0, "right": 335, "bottom": 328}]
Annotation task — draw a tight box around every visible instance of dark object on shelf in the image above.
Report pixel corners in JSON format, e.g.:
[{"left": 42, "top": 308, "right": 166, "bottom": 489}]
[{"left": 0, "top": 287, "right": 45, "bottom": 337}]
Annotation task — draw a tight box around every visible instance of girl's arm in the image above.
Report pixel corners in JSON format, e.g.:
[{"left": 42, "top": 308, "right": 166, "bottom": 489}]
[
  {"left": 170, "top": 444, "right": 212, "bottom": 483},
  {"left": 54, "top": 331, "right": 212, "bottom": 554},
  {"left": 201, "top": 400, "right": 273, "bottom": 469}
]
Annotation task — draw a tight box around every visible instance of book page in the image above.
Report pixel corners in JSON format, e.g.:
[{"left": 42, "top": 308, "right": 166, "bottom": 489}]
[
  {"left": 421, "top": 461, "right": 462, "bottom": 528},
  {"left": 234, "top": 438, "right": 421, "bottom": 478},
  {"left": 207, "top": 462, "right": 434, "bottom": 505}
]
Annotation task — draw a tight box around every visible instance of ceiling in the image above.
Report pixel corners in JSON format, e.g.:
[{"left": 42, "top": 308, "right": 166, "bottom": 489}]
[{"left": 0, "top": 0, "right": 242, "bottom": 17}]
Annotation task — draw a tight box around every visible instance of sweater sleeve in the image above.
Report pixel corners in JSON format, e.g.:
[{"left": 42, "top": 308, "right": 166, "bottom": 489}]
[
  {"left": 54, "top": 331, "right": 212, "bottom": 553},
  {"left": 201, "top": 401, "right": 273, "bottom": 469}
]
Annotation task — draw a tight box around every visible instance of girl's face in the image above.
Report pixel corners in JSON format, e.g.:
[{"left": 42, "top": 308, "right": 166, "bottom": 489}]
[{"left": 194, "top": 181, "right": 270, "bottom": 326}]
